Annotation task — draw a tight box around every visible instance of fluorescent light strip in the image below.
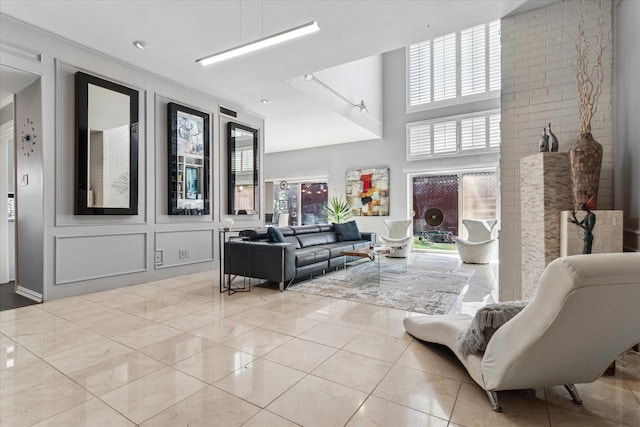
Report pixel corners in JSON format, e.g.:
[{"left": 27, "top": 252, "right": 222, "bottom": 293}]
[{"left": 197, "top": 21, "right": 319, "bottom": 66}]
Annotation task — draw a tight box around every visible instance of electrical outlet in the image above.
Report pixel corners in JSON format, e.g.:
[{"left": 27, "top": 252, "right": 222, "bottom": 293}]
[{"left": 154, "top": 250, "right": 163, "bottom": 264}]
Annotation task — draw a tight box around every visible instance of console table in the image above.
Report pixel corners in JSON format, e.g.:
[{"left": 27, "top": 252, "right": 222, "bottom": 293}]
[{"left": 218, "top": 229, "right": 251, "bottom": 295}]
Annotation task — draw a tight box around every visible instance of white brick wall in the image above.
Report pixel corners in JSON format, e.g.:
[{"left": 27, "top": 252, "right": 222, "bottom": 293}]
[{"left": 499, "top": 0, "right": 613, "bottom": 301}]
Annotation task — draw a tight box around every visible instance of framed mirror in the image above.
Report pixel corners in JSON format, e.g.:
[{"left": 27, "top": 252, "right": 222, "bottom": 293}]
[
  {"left": 227, "top": 122, "right": 258, "bottom": 215},
  {"left": 168, "top": 102, "right": 210, "bottom": 215},
  {"left": 75, "top": 72, "right": 139, "bottom": 215}
]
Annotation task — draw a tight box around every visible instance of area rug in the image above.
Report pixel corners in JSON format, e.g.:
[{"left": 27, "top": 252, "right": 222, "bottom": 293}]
[{"left": 288, "top": 261, "right": 474, "bottom": 315}]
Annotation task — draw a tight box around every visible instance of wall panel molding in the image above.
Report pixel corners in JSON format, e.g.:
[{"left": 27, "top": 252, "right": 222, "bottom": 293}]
[{"left": 55, "top": 232, "right": 147, "bottom": 284}]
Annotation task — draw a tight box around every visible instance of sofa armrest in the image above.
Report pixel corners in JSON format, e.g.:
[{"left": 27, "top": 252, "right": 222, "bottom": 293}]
[
  {"left": 224, "top": 240, "right": 296, "bottom": 284},
  {"left": 360, "top": 232, "right": 376, "bottom": 244}
]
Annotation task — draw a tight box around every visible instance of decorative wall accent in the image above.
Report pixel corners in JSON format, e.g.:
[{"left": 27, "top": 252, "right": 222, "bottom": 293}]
[{"left": 345, "top": 167, "right": 390, "bottom": 216}]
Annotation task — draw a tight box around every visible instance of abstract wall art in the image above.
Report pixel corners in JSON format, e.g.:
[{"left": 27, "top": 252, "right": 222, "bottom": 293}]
[{"left": 345, "top": 167, "right": 390, "bottom": 216}]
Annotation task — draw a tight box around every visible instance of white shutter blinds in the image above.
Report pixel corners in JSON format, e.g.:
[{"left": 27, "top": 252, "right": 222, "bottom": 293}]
[
  {"left": 433, "top": 120, "right": 457, "bottom": 153},
  {"left": 461, "top": 116, "right": 486, "bottom": 150},
  {"left": 489, "top": 113, "right": 501, "bottom": 147},
  {"left": 489, "top": 20, "right": 501, "bottom": 92},
  {"left": 433, "top": 33, "right": 456, "bottom": 102},
  {"left": 408, "top": 123, "right": 431, "bottom": 157},
  {"left": 461, "top": 24, "right": 486, "bottom": 96},
  {"left": 408, "top": 41, "right": 431, "bottom": 106}
]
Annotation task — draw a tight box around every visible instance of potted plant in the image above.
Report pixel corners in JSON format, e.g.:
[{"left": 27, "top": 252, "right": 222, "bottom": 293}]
[{"left": 323, "top": 196, "right": 353, "bottom": 224}]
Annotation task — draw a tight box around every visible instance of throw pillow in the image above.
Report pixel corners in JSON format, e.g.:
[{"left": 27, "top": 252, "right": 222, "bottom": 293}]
[
  {"left": 267, "top": 227, "right": 286, "bottom": 243},
  {"left": 457, "top": 300, "right": 528, "bottom": 356},
  {"left": 333, "top": 220, "right": 362, "bottom": 241}
]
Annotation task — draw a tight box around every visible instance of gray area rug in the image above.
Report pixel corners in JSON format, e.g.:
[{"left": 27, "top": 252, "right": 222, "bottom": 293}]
[{"left": 289, "top": 260, "right": 474, "bottom": 315}]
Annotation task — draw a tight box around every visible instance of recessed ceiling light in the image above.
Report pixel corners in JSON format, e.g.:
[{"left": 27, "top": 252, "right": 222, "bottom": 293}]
[
  {"left": 260, "top": 99, "right": 272, "bottom": 104},
  {"left": 304, "top": 74, "right": 315, "bottom": 81},
  {"left": 133, "top": 40, "right": 150, "bottom": 50}
]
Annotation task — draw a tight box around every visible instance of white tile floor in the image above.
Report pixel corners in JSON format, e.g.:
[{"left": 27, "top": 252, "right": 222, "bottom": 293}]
[{"left": 1, "top": 253, "right": 639, "bottom": 426}]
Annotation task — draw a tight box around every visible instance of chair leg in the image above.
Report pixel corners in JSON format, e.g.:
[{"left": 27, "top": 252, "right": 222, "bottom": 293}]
[
  {"left": 564, "top": 384, "right": 583, "bottom": 405},
  {"left": 486, "top": 390, "right": 502, "bottom": 412}
]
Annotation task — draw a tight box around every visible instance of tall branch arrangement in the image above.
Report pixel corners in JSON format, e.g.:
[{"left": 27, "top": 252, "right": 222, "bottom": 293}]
[{"left": 569, "top": 8, "right": 610, "bottom": 135}]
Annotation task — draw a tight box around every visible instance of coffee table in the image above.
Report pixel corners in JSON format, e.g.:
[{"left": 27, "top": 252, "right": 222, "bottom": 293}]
[{"left": 340, "top": 246, "right": 404, "bottom": 285}]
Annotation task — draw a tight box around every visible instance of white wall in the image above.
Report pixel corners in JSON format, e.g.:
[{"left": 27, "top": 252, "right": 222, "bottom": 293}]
[
  {"left": 614, "top": 0, "right": 640, "bottom": 252},
  {"left": 500, "top": 0, "right": 615, "bottom": 300},
  {"left": 0, "top": 15, "right": 265, "bottom": 300},
  {"left": 265, "top": 47, "right": 500, "bottom": 241}
]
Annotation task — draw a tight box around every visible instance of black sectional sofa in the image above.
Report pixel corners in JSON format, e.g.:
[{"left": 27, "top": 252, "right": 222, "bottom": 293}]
[{"left": 224, "top": 224, "right": 376, "bottom": 291}]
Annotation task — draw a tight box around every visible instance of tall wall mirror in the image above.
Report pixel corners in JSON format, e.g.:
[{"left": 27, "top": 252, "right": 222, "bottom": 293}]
[
  {"left": 227, "top": 122, "right": 258, "bottom": 215},
  {"left": 168, "top": 102, "right": 210, "bottom": 215},
  {"left": 75, "top": 72, "right": 138, "bottom": 215}
]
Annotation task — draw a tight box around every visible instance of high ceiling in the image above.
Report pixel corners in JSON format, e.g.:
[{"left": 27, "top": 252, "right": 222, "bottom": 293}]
[{"left": 0, "top": 1, "right": 546, "bottom": 152}]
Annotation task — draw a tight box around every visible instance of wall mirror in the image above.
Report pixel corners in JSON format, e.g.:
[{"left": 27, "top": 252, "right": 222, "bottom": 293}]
[
  {"left": 227, "top": 122, "right": 258, "bottom": 215},
  {"left": 75, "top": 71, "right": 138, "bottom": 215},
  {"left": 168, "top": 102, "right": 210, "bottom": 215}
]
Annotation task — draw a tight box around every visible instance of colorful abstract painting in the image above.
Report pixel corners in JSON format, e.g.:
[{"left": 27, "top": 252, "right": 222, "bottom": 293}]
[{"left": 345, "top": 167, "right": 390, "bottom": 216}]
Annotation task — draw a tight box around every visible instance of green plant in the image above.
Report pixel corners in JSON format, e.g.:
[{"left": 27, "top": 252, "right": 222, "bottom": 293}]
[{"left": 323, "top": 196, "right": 353, "bottom": 224}]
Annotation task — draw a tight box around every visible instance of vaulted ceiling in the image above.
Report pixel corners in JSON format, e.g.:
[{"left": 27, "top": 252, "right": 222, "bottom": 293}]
[{"left": 0, "top": 1, "right": 550, "bottom": 152}]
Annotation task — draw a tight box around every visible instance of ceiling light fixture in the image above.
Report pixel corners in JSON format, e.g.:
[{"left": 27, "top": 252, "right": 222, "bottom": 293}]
[
  {"left": 305, "top": 74, "right": 368, "bottom": 113},
  {"left": 260, "top": 99, "right": 272, "bottom": 104},
  {"left": 197, "top": 21, "right": 319, "bottom": 66},
  {"left": 133, "top": 40, "right": 150, "bottom": 50}
]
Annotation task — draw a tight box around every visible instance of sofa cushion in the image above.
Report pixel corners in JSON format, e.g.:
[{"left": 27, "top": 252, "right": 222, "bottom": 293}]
[
  {"left": 284, "top": 235, "right": 301, "bottom": 249},
  {"left": 295, "top": 247, "right": 331, "bottom": 267},
  {"left": 297, "top": 231, "right": 338, "bottom": 248},
  {"left": 267, "top": 227, "right": 286, "bottom": 243},
  {"left": 333, "top": 221, "right": 362, "bottom": 241}
]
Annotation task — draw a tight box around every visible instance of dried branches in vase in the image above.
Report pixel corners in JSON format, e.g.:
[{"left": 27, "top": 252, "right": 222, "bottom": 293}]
[
  {"left": 571, "top": 8, "right": 610, "bottom": 134},
  {"left": 567, "top": 6, "right": 610, "bottom": 211}
]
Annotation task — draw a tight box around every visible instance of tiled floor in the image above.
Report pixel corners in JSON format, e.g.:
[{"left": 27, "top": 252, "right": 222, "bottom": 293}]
[
  {"left": 0, "top": 281, "right": 39, "bottom": 311},
  {"left": 1, "top": 253, "right": 639, "bottom": 426}
]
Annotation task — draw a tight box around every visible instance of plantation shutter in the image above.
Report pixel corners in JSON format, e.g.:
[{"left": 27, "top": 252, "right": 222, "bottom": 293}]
[
  {"left": 408, "top": 123, "right": 431, "bottom": 157},
  {"left": 433, "top": 33, "right": 456, "bottom": 102},
  {"left": 489, "top": 113, "right": 501, "bottom": 148},
  {"left": 489, "top": 20, "right": 501, "bottom": 92},
  {"left": 433, "top": 120, "right": 457, "bottom": 153},
  {"left": 461, "top": 24, "right": 486, "bottom": 96},
  {"left": 460, "top": 116, "right": 486, "bottom": 149},
  {"left": 408, "top": 41, "right": 431, "bottom": 107}
]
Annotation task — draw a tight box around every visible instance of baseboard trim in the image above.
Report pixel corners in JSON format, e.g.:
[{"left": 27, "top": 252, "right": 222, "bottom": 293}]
[{"left": 16, "top": 286, "right": 43, "bottom": 303}]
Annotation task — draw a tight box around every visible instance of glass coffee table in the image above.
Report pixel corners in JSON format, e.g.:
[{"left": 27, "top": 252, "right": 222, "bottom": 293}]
[{"left": 339, "top": 245, "right": 405, "bottom": 285}]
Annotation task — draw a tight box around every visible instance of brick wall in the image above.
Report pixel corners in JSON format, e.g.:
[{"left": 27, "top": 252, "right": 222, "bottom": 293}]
[{"left": 499, "top": 0, "right": 613, "bottom": 300}]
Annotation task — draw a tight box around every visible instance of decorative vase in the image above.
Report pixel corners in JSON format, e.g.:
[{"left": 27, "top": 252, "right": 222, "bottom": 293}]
[
  {"left": 538, "top": 128, "right": 549, "bottom": 152},
  {"left": 547, "top": 123, "right": 559, "bottom": 152},
  {"left": 569, "top": 132, "right": 602, "bottom": 210}
]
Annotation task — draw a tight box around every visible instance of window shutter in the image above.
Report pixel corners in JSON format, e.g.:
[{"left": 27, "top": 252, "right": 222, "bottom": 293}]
[
  {"left": 489, "top": 113, "right": 501, "bottom": 147},
  {"left": 461, "top": 24, "right": 486, "bottom": 96},
  {"left": 433, "top": 33, "right": 456, "bottom": 102},
  {"left": 433, "top": 120, "right": 457, "bottom": 153},
  {"left": 461, "top": 116, "right": 486, "bottom": 150},
  {"left": 408, "top": 41, "right": 431, "bottom": 106},
  {"left": 408, "top": 123, "right": 431, "bottom": 157},
  {"left": 489, "top": 20, "right": 501, "bottom": 92}
]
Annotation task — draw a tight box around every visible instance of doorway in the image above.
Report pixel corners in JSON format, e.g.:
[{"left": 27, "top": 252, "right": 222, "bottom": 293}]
[{"left": 0, "top": 64, "right": 42, "bottom": 309}]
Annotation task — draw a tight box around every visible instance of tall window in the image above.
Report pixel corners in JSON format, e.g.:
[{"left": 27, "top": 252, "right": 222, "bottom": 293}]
[
  {"left": 412, "top": 171, "right": 498, "bottom": 241},
  {"left": 408, "top": 20, "right": 500, "bottom": 111},
  {"left": 407, "top": 110, "right": 500, "bottom": 159},
  {"left": 273, "top": 182, "right": 328, "bottom": 226}
]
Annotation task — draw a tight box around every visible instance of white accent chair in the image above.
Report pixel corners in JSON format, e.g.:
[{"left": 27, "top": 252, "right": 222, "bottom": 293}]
[
  {"left": 455, "top": 219, "right": 498, "bottom": 264},
  {"left": 379, "top": 219, "right": 413, "bottom": 258},
  {"left": 404, "top": 253, "right": 640, "bottom": 412}
]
